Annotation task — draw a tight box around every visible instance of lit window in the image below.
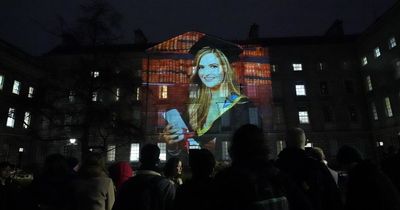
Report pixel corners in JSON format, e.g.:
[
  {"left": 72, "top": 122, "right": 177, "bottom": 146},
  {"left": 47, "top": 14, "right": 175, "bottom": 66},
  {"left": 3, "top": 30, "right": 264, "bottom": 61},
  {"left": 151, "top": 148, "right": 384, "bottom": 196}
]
[
  {"left": 318, "top": 62, "right": 324, "bottom": 70},
  {"left": 92, "top": 71, "right": 100, "bottom": 78},
  {"left": 107, "top": 145, "right": 116, "bottom": 162},
  {"left": 293, "top": 63, "right": 302, "bottom": 71},
  {"left": 136, "top": 87, "right": 140, "bottom": 101},
  {"left": 12, "top": 80, "right": 20, "bottom": 95},
  {"left": 298, "top": 110, "right": 309, "bottom": 124},
  {"left": 271, "top": 64, "right": 277, "bottom": 72},
  {"left": 92, "top": 92, "right": 98, "bottom": 101},
  {"left": 221, "top": 141, "right": 230, "bottom": 160},
  {"left": 389, "top": 37, "right": 397, "bottom": 49},
  {"left": 249, "top": 107, "right": 259, "bottom": 125},
  {"left": 69, "top": 91, "right": 75, "bottom": 102},
  {"left": 23, "top": 112, "right": 31, "bottom": 129},
  {"left": 384, "top": 97, "right": 393, "bottom": 117},
  {"left": 28, "top": 87, "right": 34, "bottom": 98},
  {"left": 189, "top": 84, "right": 199, "bottom": 99},
  {"left": 116, "top": 88, "right": 120, "bottom": 101},
  {"left": 371, "top": 103, "right": 378, "bottom": 120},
  {"left": 362, "top": 57, "right": 368, "bottom": 66},
  {"left": 276, "top": 140, "right": 285, "bottom": 154},
  {"left": 295, "top": 84, "right": 306, "bottom": 96},
  {"left": 6, "top": 108, "right": 15, "bottom": 128},
  {"left": 0, "top": 75, "right": 4, "bottom": 90},
  {"left": 366, "top": 76, "right": 373, "bottom": 91},
  {"left": 374, "top": 47, "right": 381, "bottom": 58},
  {"left": 159, "top": 85, "right": 168, "bottom": 99},
  {"left": 158, "top": 143, "right": 167, "bottom": 161},
  {"left": 130, "top": 143, "right": 140, "bottom": 162}
]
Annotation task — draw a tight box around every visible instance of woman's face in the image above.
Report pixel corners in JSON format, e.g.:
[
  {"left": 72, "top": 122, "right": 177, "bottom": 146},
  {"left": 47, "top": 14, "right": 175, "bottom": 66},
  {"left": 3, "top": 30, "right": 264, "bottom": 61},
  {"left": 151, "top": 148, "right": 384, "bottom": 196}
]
[
  {"left": 198, "top": 52, "right": 224, "bottom": 89},
  {"left": 176, "top": 161, "right": 183, "bottom": 175}
]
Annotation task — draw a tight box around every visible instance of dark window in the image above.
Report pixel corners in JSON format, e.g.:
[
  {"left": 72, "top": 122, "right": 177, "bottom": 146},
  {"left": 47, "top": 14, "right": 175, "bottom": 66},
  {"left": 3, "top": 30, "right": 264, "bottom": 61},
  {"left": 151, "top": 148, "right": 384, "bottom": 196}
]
[
  {"left": 348, "top": 105, "right": 358, "bottom": 122},
  {"left": 322, "top": 105, "right": 334, "bottom": 122},
  {"left": 320, "top": 82, "right": 328, "bottom": 95}
]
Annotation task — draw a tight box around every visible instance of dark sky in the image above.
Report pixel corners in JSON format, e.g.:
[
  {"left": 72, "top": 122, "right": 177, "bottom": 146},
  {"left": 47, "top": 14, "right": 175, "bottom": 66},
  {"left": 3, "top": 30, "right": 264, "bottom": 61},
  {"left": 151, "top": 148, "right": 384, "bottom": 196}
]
[{"left": 0, "top": 0, "right": 397, "bottom": 55}]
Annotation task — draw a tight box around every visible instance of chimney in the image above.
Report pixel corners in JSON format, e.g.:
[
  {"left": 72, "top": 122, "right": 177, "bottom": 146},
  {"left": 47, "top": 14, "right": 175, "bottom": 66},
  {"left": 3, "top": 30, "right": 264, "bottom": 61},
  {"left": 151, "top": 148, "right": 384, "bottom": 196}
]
[
  {"left": 324, "top": 19, "right": 344, "bottom": 37},
  {"left": 248, "top": 23, "right": 259, "bottom": 40},
  {"left": 134, "top": 29, "right": 148, "bottom": 44}
]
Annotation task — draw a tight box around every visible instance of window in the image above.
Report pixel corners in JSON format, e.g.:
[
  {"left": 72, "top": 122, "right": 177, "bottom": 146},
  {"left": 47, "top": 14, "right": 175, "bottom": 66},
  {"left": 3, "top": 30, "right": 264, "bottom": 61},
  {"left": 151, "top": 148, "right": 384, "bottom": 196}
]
[
  {"left": 298, "top": 110, "right": 309, "bottom": 124},
  {"left": 92, "top": 71, "right": 100, "bottom": 78},
  {"left": 371, "top": 103, "right": 378, "bottom": 120},
  {"left": 362, "top": 57, "right": 368, "bottom": 66},
  {"left": 249, "top": 107, "right": 259, "bottom": 125},
  {"left": 64, "top": 115, "right": 72, "bottom": 125},
  {"left": 246, "top": 85, "right": 257, "bottom": 97},
  {"left": 374, "top": 47, "right": 381, "bottom": 58},
  {"left": 28, "top": 87, "right": 34, "bottom": 98},
  {"left": 158, "top": 143, "right": 167, "bottom": 161},
  {"left": 384, "top": 97, "right": 393, "bottom": 117},
  {"left": 366, "top": 76, "right": 373, "bottom": 91},
  {"left": 23, "top": 112, "right": 31, "bottom": 129},
  {"left": 389, "top": 37, "right": 397, "bottom": 49},
  {"left": 320, "top": 82, "right": 328, "bottom": 95},
  {"left": 348, "top": 105, "right": 358, "bottom": 122},
  {"left": 189, "top": 84, "right": 199, "bottom": 99},
  {"left": 92, "top": 92, "right": 98, "bottom": 101},
  {"left": 273, "top": 106, "right": 285, "bottom": 124},
  {"left": 115, "top": 88, "right": 120, "bottom": 101},
  {"left": 295, "top": 83, "right": 306, "bottom": 96},
  {"left": 221, "top": 141, "right": 230, "bottom": 160},
  {"left": 136, "top": 87, "right": 140, "bottom": 101},
  {"left": 107, "top": 145, "right": 116, "bottom": 162},
  {"left": 69, "top": 91, "right": 75, "bottom": 102},
  {"left": 292, "top": 63, "right": 302, "bottom": 71},
  {"left": 271, "top": 64, "right": 277, "bottom": 72},
  {"left": 0, "top": 75, "right": 4, "bottom": 90},
  {"left": 322, "top": 105, "right": 334, "bottom": 122},
  {"left": 159, "top": 85, "right": 168, "bottom": 99},
  {"left": 12, "top": 80, "right": 20, "bottom": 95},
  {"left": 394, "top": 60, "right": 400, "bottom": 79},
  {"left": 318, "top": 62, "right": 324, "bottom": 71},
  {"left": 6, "top": 108, "right": 15, "bottom": 128},
  {"left": 130, "top": 143, "right": 140, "bottom": 162}
]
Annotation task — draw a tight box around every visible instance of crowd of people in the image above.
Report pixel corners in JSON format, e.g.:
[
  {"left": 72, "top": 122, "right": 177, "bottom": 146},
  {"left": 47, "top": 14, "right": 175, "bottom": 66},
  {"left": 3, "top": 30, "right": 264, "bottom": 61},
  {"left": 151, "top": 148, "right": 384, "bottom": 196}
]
[{"left": 1, "top": 124, "right": 400, "bottom": 210}]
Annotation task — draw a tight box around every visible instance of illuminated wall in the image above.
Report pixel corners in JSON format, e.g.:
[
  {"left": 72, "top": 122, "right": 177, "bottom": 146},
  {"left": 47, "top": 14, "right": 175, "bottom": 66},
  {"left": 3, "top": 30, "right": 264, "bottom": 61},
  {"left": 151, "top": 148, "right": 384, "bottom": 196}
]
[{"left": 141, "top": 31, "right": 272, "bottom": 158}]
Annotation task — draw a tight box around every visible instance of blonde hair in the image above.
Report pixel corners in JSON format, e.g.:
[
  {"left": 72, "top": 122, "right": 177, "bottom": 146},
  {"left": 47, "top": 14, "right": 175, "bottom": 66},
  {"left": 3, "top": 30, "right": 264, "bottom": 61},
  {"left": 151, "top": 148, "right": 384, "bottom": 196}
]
[{"left": 189, "top": 47, "right": 242, "bottom": 133}]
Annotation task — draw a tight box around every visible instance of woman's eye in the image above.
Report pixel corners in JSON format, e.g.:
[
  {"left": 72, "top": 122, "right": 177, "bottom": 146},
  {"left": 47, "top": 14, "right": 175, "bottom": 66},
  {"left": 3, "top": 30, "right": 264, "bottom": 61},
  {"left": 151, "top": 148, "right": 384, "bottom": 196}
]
[
  {"left": 210, "top": 64, "right": 219, "bottom": 68},
  {"left": 198, "top": 65, "right": 204, "bottom": 70}
]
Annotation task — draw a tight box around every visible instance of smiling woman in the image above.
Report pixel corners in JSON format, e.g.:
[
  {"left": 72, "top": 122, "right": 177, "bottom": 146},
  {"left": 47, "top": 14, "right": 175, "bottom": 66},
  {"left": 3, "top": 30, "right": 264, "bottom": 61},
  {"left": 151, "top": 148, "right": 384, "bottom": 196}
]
[{"left": 161, "top": 36, "right": 256, "bottom": 155}]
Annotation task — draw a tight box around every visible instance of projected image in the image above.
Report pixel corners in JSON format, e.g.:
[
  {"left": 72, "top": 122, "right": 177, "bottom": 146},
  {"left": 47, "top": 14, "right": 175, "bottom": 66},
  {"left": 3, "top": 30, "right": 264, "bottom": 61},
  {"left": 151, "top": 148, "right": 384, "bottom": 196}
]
[{"left": 143, "top": 32, "right": 272, "bottom": 157}]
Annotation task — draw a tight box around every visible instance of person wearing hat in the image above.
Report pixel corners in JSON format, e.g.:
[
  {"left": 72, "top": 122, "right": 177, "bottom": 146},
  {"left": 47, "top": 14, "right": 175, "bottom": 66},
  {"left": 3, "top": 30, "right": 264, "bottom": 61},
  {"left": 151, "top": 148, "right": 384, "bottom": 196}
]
[{"left": 162, "top": 35, "right": 258, "bottom": 153}]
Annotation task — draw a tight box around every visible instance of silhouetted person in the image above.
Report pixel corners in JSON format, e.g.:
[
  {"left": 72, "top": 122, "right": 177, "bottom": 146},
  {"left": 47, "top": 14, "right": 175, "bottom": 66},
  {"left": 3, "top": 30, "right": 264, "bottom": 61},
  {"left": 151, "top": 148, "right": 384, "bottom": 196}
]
[
  {"left": 108, "top": 161, "right": 133, "bottom": 191},
  {"left": 337, "top": 145, "right": 400, "bottom": 210},
  {"left": 70, "top": 153, "right": 115, "bottom": 210},
  {"left": 381, "top": 146, "right": 400, "bottom": 191},
  {"left": 164, "top": 157, "right": 183, "bottom": 186},
  {"left": 306, "top": 147, "right": 339, "bottom": 185},
  {"left": 0, "top": 162, "right": 20, "bottom": 210},
  {"left": 211, "top": 124, "right": 312, "bottom": 210},
  {"left": 112, "top": 144, "right": 175, "bottom": 210},
  {"left": 174, "top": 149, "right": 215, "bottom": 210},
  {"left": 29, "top": 154, "right": 75, "bottom": 210},
  {"left": 276, "top": 127, "right": 342, "bottom": 210}
]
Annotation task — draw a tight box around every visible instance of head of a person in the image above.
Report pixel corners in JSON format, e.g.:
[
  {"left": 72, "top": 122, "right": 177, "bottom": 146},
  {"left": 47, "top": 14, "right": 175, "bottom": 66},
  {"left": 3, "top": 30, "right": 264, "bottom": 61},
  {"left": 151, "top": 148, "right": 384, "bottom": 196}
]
[
  {"left": 43, "top": 154, "right": 69, "bottom": 177},
  {"left": 189, "top": 149, "right": 216, "bottom": 179},
  {"left": 306, "top": 147, "right": 326, "bottom": 162},
  {"left": 336, "top": 145, "right": 363, "bottom": 170},
  {"left": 140, "top": 144, "right": 160, "bottom": 170},
  {"left": 0, "top": 162, "right": 12, "bottom": 179},
  {"left": 109, "top": 161, "right": 133, "bottom": 189},
  {"left": 164, "top": 157, "right": 182, "bottom": 179},
  {"left": 285, "top": 127, "right": 307, "bottom": 149},
  {"left": 79, "top": 152, "right": 106, "bottom": 178},
  {"left": 229, "top": 124, "right": 269, "bottom": 164}
]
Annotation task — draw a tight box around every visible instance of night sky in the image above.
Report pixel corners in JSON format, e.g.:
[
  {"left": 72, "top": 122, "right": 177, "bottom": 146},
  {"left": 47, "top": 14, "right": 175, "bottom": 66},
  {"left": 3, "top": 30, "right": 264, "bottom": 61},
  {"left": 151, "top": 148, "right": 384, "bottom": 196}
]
[{"left": 0, "top": 0, "right": 397, "bottom": 55}]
